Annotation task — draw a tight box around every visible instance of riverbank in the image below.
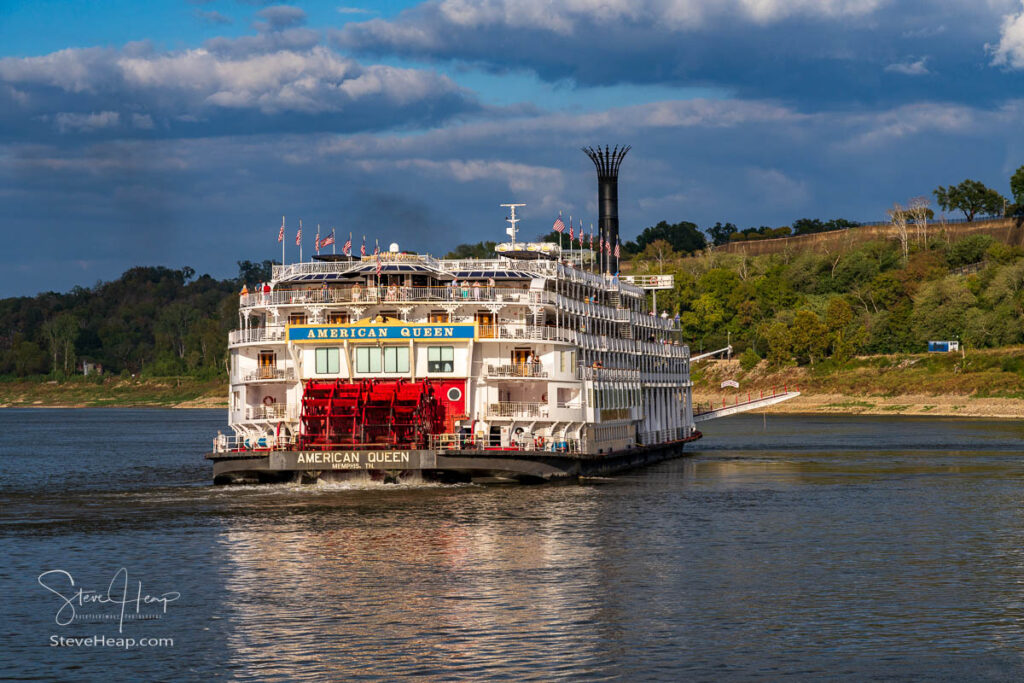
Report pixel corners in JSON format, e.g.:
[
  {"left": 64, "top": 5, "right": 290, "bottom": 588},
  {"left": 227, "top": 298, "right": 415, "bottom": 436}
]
[
  {"left": 3, "top": 348, "right": 1023, "bottom": 417},
  {"left": 0, "top": 376, "right": 226, "bottom": 408},
  {"left": 693, "top": 346, "right": 1024, "bottom": 419}
]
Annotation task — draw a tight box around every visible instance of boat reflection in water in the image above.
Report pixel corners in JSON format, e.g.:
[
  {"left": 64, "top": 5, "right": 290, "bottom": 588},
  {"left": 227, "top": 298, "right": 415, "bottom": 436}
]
[{"left": 215, "top": 480, "right": 619, "bottom": 679}]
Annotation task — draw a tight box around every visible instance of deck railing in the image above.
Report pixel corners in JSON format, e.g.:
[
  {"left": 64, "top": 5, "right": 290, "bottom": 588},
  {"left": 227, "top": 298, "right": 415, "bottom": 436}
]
[
  {"left": 430, "top": 433, "right": 582, "bottom": 453},
  {"left": 244, "top": 404, "right": 290, "bottom": 421},
  {"left": 477, "top": 324, "right": 576, "bottom": 343},
  {"left": 486, "top": 363, "right": 548, "bottom": 379},
  {"left": 228, "top": 327, "right": 287, "bottom": 345},
  {"left": 240, "top": 285, "right": 550, "bottom": 308},
  {"left": 242, "top": 367, "right": 295, "bottom": 382},
  {"left": 487, "top": 401, "right": 548, "bottom": 418},
  {"left": 213, "top": 433, "right": 297, "bottom": 453}
]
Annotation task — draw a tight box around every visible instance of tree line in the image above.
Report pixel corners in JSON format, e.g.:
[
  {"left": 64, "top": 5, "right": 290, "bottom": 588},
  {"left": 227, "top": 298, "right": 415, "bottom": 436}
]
[{"left": 0, "top": 265, "right": 259, "bottom": 379}]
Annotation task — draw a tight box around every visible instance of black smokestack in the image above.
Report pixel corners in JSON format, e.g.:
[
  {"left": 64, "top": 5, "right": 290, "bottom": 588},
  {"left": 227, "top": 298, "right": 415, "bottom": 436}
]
[{"left": 582, "top": 145, "right": 630, "bottom": 273}]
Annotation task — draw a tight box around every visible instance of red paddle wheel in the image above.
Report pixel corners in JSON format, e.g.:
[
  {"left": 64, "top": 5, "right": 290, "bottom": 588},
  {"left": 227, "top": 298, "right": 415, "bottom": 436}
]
[{"left": 298, "top": 378, "right": 445, "bottom": 450}]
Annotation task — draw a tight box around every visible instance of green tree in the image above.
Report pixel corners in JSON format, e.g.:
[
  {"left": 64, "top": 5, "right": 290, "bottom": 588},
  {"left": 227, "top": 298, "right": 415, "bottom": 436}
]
[
  {"left": 634, "top": 220, "right": 706, "bottom": 254},
  {"left": 40, "top": 312, "right": 79, "bottom": 375},
  {"left": 236, "top": 259, "right": 276, "bottom": 287},
  {"left": 933, "top": 179, "right": 1006, "bottom": 222},
  {"left": 759, "top": 320, "right": 793, "bottom": 365},
  {"left": 706, "top": 222, "right": 737, "bottom": 247},
  {"left": 1011, "top": 165, "right": 1024, "bottom": 205},
  {"left": 445, "top": 241, "right": 497, "bottom": 259},
  {"left": 824, "top": 297, "right": 861, "bottom": 361},
  {"left": 790, "top": 309, "right": 829, "bottom": 364}
]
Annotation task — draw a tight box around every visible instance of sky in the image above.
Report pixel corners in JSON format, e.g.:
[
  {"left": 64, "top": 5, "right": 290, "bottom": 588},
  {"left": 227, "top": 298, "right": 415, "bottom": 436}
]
[{"left": 3, "top": 0, "right": 1024, "bottom": 296}]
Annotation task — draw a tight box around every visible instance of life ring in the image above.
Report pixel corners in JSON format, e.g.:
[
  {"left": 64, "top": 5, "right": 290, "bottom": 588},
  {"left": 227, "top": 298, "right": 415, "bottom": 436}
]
[{"left": 262, "top": 396, "right": 276, "bottom": 406}]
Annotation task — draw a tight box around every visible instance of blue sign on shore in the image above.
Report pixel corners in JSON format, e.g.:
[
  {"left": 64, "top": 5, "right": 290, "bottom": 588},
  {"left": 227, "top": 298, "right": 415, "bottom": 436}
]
[{"left": 289, "top": 324, "right": 474, "bottom": 342}]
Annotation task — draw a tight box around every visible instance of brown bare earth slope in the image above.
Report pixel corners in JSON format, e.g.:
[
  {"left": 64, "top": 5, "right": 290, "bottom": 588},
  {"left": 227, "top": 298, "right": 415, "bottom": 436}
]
[{"left": 693, "top": 348, "right": 1024, "bottom": 419}]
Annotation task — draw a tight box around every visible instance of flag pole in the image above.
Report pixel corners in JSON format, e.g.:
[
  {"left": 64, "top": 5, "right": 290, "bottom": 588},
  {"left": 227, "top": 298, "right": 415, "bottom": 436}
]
[
  {"left": 299, "top": 219, "right": 303, "bottom": 263},
  {"left": 281, "top": 215, "right": 286, "bottom": 266}
]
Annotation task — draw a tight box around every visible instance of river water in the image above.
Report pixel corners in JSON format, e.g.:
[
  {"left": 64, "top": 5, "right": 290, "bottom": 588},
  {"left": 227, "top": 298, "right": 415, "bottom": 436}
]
[{"left": 3, "top": 409, "right": 1024, "bottom": 680}]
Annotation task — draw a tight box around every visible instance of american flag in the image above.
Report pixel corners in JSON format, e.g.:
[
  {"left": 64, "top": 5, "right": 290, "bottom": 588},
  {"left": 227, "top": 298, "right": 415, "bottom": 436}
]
[
  {"left": 569, "top": 222, "right": 574, "bottom": 241},
  {"left": 320, "top": 230, "right": 336, "bottom": 248},
  {"left": 605, "top": 240, "right": 611, "bottom": 255},
  {"left": 614, "top": 241, "right": 620, "bottom": 258},
  {"left": 589, "top": 229, "right": 594, "bottom": 250},
  {"left": 360, "top": 237, "right": 366, "bottom": 257},
  {"left": 314, "top": 226, "right": 321, "bottom": 252},
  {"left": 295, "top": 224, "right": 302, "bottom": 246},
  {"left": 578, "top": 220, "right": 584, "bottom": 246},
  {"left": 342, "top": 235, "right": 352, "bottom": 256},
  {"left": 277, "top": 218, "right": 284, "bottom": 243},
  {"left": 374, "top": 242, "right": 381, "bottom": 276},
  {"left": 599, "top": 235, "right": 604, "bottom": 253},
  {"left": 552, "top": 214, "right": 565, "bottom": 233}
]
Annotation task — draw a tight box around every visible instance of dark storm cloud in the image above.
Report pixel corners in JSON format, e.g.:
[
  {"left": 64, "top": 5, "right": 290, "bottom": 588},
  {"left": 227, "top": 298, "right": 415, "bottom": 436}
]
[
  {"left": 333, "top": 0, "right": 1024, "bottom": 108},
  {"left": 6, "top": 94, "right": 1024, "bottom": 295}
]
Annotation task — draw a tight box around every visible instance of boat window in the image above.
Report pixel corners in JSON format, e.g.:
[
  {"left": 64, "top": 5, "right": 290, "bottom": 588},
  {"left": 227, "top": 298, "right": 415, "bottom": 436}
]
[
  {"left": 354, "top": 347, "right": 382, "bottom": 373},
  {"left": 427, "top": 346, "right": 454, "bottom": 373},
  {"left": 315, "top": 348, "right": 339, "bottom": 374},
  {"left": 382, "top": 346, "right": 410, "bottom": 373}
]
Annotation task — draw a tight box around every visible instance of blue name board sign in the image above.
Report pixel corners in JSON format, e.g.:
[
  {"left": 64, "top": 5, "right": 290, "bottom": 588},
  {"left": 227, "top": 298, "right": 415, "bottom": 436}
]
[{"left": 289, "top": 324, "right": 474, "bottom": 342}]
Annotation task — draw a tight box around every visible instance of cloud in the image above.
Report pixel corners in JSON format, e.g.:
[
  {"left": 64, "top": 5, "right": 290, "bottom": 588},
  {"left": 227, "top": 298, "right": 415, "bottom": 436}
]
[
  {"left": 0, "top": 42, "right": 479, "bottom": 140},
  {"left": 990, "top": 2, "right": 1024, "bottom": 68},
  {"left": 193, "top": 9, "right": 233, "bottom": 25},
  {"left": 885, "top": 57, "right": 930, "bottom": 76},
  {"left": 5, "top": 94, "right": 1024, "bottom": 296},
  {"left": 334, "top": 0, "right": 1022, "bottom": 108},
  {"left": 253, "top": 5, "right": 307, "bottom": 31},
  {"left": 52, "top": 111, "right": 120, "bottom": 133},
  {"left": 131, "top": 113, "right": 155, "bottom": 129},
  {"left": 337, "top": 6, "right": 374, "bottom": 15}
]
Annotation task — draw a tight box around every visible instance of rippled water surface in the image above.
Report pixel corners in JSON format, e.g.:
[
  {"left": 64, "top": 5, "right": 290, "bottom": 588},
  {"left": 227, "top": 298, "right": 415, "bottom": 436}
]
[{"left": 3, "top": 409, "right": 1024, "bottom": 680}]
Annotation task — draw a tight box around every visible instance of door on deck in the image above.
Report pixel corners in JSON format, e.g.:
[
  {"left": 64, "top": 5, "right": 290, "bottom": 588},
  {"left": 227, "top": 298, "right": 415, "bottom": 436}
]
[
  {"left": 258, "top": 350, "right": 277, "bottom": 379},
  {"left": 476, "top": 311, "right": 495, "bottom": 338}
]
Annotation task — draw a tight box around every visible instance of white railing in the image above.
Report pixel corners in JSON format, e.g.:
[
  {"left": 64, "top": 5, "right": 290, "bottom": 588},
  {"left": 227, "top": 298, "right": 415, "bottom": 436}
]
[
  {"left": 240, "top": 285, "right": 551, "bottom": 308},
  {"left": 242, "top": 367, "right": 296, "bottom": 382},
  {"left": 272, "top": 255, "right": 442, "bottom": 280},
  {"left": 621, "top": 274, "right": 675, "bottom": 290},
  {"left": 429, "top": 433, "right": 582, "bottom": 453},
  {"left": 487, "top": 401, "right": 549, "bottom": 418},
  {"left": 212, "top": 433, "right": 297, "bottom": 453},
  {"left": 486, "top": 363, "right": 549, "bottom": 379},
  {"left": 244, "top": 404, "right": 290, "bottom": 421},
  {"left": 477, "top": 324, "right": 576, "bottom": 343},
  {"left": 228, "top": 327, "right": 286, "bottom": 345},
  {"left": 577, "top": 366, "right": 641, "bottom": 381}
]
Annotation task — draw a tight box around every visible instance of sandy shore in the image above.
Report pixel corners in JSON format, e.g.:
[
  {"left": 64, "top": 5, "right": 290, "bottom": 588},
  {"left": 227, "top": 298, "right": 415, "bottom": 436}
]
[{"left": 693, "top": 392, "right": 1024, "bottom": 419}]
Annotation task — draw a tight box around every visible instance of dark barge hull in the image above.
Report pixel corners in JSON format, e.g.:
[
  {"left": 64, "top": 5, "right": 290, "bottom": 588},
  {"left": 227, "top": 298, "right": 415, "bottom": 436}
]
[{"left": 207, "top": 433, "right": 702, "bottom": 485}]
